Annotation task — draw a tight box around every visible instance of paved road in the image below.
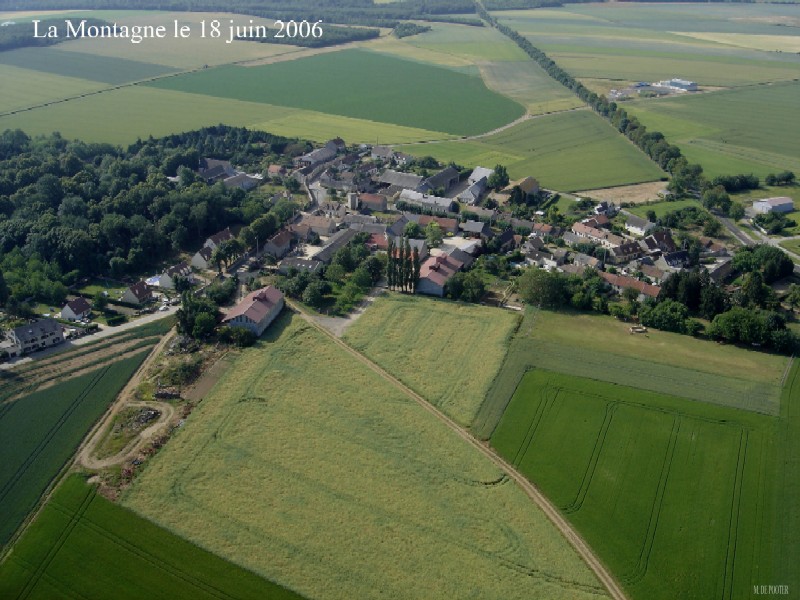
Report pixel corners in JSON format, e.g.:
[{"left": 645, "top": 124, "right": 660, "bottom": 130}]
[
  {"left": 717, "top": 214, "right": 754, "bottom": 247},
  {"left": 1, "top": 305, "right": 178, "bottom": 370}
]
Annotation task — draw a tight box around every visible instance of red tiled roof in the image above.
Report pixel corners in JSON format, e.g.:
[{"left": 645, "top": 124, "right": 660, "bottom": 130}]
[
  {"left": 599, "top": 271, "right": 660, "bottom": 298},
  {"left": 366, "top": 233, "right": 388, "bottom": 250},
  {"left": 420, "top": 254, "right": 463, "bottom": 288},
  {"left": 223, "top": 286, "right": 284, "bottom": 325},
  {"left": 269, "top": 229, "right": 292, "bottom": 248}
]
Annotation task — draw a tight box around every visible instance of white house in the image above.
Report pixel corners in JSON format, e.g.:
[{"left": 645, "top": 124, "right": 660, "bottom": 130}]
[
  {"left": 191, "top": 247, "right": 214, "bottom": 270},
  {"left": 152, "top": 262, "right": 192, "bottom": 290},
  {"left": 222, "top": 286, "right": 284, "bottom": 337},
  {"left": 203, "top": 227, "right": 235, "bottom": 251},
  {"left": 61, "top": 297, "right": 91, "bottom": 321},
  {"left": 622, "top": 213, "right": 655, "bottom": 237},
  {"left": 5, "top": 318, "right": 64, "bottom": 357},
  {"left": 753, "top": 197, "right": 794, "bottom": 214},
  {"left": 121, "top": 280, "right": 152, "bottom": 305}
]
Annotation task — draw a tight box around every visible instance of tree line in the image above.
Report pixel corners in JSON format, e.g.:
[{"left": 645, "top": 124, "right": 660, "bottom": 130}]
[{"left": 0, "top": 18, "right": 110, "bottom": 52}]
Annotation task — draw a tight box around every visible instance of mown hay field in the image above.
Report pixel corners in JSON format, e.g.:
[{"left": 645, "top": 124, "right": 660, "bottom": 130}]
[
  {"left": 0, "top": 352, "right": 150, "bottom": 547},
  {"left": 473, "top": 308, "right": 787, "bottom": 438},
  {"left": 400, "top": 110, "right": 665, "bottom": 192},
  {"left": 342, "top": 294, "right": 519, "bottom": 426},
  {"left": 147, "top": 49, "right": 525, "bottom": 136},
  {"left": 492, "top": 368, "right": 780, "bottom": 600},
  {"left": 0, "top": 475, "right": 301, "bottom": 600},
  {"left": 123, "top": 314, "right": 607, "bottom": 600}
]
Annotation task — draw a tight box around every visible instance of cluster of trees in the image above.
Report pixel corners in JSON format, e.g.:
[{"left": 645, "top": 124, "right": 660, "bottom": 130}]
[
  {"left": 205, "top": 276, "right": 238, "bottom": 305},
  {"left": 176, "top": 293, "right": 219, "bottom": 341},
  {"left": 754, "top": 211, "right": 795, "bottom": 235},
  {"left": 710, "top": 173, "right": 760, "bottom": 193},
  {"left": 445, "top": 270, "right": 486, "bottom": 302},
  {"left": 765, "top": 171, "right": 796, "bottom": 187},
  {"left": 393, "top": 23, "right": 431, "bottom": 38},
  {"left": 515, "top": 242, "right": 797, "bottom": 353},
  {"left": 278, "top": 234, "right": 383, "bottom": 314},
  {"left": 241, "top": 24, "right": 379, "bottom": 48},
  {"left": 386, "top": 238, "right": 420, "bottom": 293},
  {"left": 0, "top": 18, "right": 109, "bottom": 52},
  {"left": 0, "top": 126, "right": 300, "bottom": 308}
]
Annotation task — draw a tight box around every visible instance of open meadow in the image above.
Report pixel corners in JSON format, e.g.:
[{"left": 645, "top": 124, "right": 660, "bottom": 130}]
[
  {"left": 473, "top": 308, "right": 788, "bottom": 439},
  {"left": 399, "top": 110, "right": 666, "bottom": 192},
  {"left": 491, "top": 368, "right": 785, "bottom": 600},
  {"left": 342, "top": 294, "right": 518, "bottom": 426},
  {"left": 625, "top": 198, "right": 703, "bottom": 219},
  {"left": 0, "top": 475, "right": 301, "bottom": 600},
  {"left": 123, "top": 313, "right": 607, "bottom": 600}
]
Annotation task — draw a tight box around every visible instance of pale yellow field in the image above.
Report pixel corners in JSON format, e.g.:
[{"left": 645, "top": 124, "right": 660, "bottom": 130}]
[
  {"left": 673, "top": 31, "right": 800, "bottom": 53},
  {"left": 123, "top": 315, "right": 606, "bottom": 600},
  {"left": 343, "top": 294, "right": 519, "bottom": 426},
  {"left": 364, "top": 37, "right": 475, "bottom": 67},
  {"left": 57, "top": 12, "right": 298, "bottom": 68}
]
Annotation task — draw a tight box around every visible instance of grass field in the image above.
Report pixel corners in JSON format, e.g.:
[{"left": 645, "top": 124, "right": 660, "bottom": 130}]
[
  {"left": 0, "top": 475, "right": 303, "bottom": 599},
  {"left": 0, "top": 352, "right": 150, "bottom": 547},
  {"left": 400, "top": 110, "right": 665, "bottom": 191},
  {"left": 491, "top": 368, "right": 781, "bottom": 600},
  {"left": 624, "top": 82, "right": 800, "bottom": 178},
  {"left": 123, "top": 313, "right": 607, "bottom": 600},
  {"left": 147, "top": 49, "right": 525, "bottom": 136},
  {"left": 342, "top": 294, "right": 518, "bottom": 426},
  {"left": 497, "top": 4, "right": 800, "bottom": 87},
  {"left": 625, "top": 198, "right": 703, "bottom": 219},
  {"left": 0, "top": 64, "right": 106, "bottom": 114},
  {"left": 472, "top": 308, "right": 787, "bottom": 438}
]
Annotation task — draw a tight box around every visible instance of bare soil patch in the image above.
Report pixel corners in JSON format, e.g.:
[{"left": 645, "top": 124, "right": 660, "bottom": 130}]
[{"left": 575, "top": 180, "right": 668, "bottom": 204}]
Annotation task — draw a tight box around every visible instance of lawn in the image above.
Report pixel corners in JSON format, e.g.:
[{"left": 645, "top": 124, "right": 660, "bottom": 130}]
[
  {"left": 342, "top": 294, "right": 519, "bottom": 426},
  {"left": 123, "top": 313, "right": 607, "bottom": 600},
  {"left": 399, "top": 110, "right": 666, "bottom": 192},
  {"left": 491, "top": 368, "right": 781, "bottom": 600},
  {"left": 626, "top": 198, "right": 702, "bottom": 219},
  {"left": 146, "top": 49, "right": 525, "bottom": 137},
  {"left": 472, "top": 308, "right": 787, "bottom": 438},
  {"left": 0, "top": 352, "right": 151, "bottom": 547},
  {"left": 0, "top": 475, "right": 303, "bottom": 600}
]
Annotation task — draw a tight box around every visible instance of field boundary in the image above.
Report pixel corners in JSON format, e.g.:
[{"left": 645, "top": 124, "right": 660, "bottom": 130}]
[{"left": 286, "top": 299, "right": 628, "bottom": 600}]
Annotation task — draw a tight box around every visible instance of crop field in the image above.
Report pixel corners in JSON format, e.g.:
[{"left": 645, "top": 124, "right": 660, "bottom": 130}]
[
  {"left": 400, "top": 110, "right": 665, "bottom": 191},
  {"left": 55, "top": 11, "right": 294, "bottom": 69},
  {"left": 625, "top": 198, "right": 702, "bottom": 219},
  {"left": 342, "top": 294, "right": 518, "bottom": 426},
  {"left": 0, "top": 475, "right": 301, "bottom": 600},
  {"left": 123, "top": 314, "right": 607, "bottom": 600},
  {"left": 625, "top": 82, "right": 800, "bottom": 178},
  {"left": 0, "top": 352, "right": 150, "bottom": 547},
  {"left": 0, "top": 64, "right": 105, "bottom": 114},
  {"left": 473, "top": 308, "right": 787, "bottom": 438},
  {"left": 491, "top": 368, "right": 781, "bottom": 600},
  {"left": 147, "top": 49, "right": 525, "bottom": 137},
  {"left": 0, "top": 46, "right": 176, "bottom": 85},
  {"left": 497, "top": 4, "right": 800, "bottom": 87},
  {"left": 478, "top": 61, "right": 584, "bottom": 115}
]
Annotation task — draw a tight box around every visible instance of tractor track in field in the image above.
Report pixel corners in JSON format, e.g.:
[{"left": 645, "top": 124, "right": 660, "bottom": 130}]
[{"left": 287, "top": 300, "right": 628, "bottom": 600}]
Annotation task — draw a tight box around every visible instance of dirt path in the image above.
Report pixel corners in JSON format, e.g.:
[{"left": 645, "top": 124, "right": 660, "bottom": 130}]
[
  {"left": 286, "top": 300, "right": 627, "bottom": 600},
  {"left": 79, "top": 401, "right": 175, "bottom": 470},
  {"left": 310, "top": 286, "right": 384, "bottom": 337},
  {"left": 74, "top": 331, "right": 175, "bottom": 471}
]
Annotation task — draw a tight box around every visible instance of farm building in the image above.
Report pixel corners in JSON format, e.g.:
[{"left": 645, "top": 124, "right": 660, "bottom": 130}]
[
  {"left": 423, "top": 166, "right": 460, "bottom": 194},
  {"left": 299, "top": 215, "right": 337, "bottom": 236},
  {"left": 313, "top": 228, "right": 359, "bottom": 264},
  {"left": 359, "top": 193, "right": 388, "bottom": 212},
  {"left": 5, "top": 318, "right": 64, "bottom": 357},
  {"left": 397, "top": 190, "right": 456, "bottom": 215},
  {"left": 61, "top": 297, "right": 91, "bottom": 321},
  {"left": 622, "top": 213, "right": 655, "bottom": 237},
  {"left": 263, "top": 229, "right": 293, "bottom": 259},
  {"left": 753, "top": 197, "right": 794, "bottom": 214},
  {"left": 417, "top": 254, "right": 464, "bottom": 297},
  {"left": 599, "top": 271, "right": 661, "bottom": 301},
  {"left": 222, "top": 286, "right": 284, "bottom": 337}
]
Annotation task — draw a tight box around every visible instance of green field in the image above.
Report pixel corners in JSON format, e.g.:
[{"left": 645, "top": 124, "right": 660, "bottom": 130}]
[
  {"left": 0, "top": 46, "right": 175, "bottom": 85},
  {"left": 0, "top": 64, "right": 106, "bottom": 114},
  {"left": 400, "top": 110, "right": 666, "bottom": 192},
  {"left": 473, "top": 308, "right": 787, "bottom": 438},
  {"left": 626, "top": 198, "right": 702, "bottom": 219},
  {"left": 0, "top": 352, "right": 150, "bottom": 547},
  {"left": 625, "top": 82, "right": 800, "bottom": 178},
  {"left": 478, "top": 60, "right": 584, "bottom": 115},
  {"left": 123, "top": 314, "right": 607, "bottom": 600},
  {"left": 491, "top": 368, "right": 782, "bottom": 600},
  {"left": 147, "top": 49, "right": 525, "bottom": 137},
  {"left": 0, "top": 475, "right": 303, "bottom": 599},
  {"left": 497, "top": 4, "right": 800, "bottom": 87},
  {"left": 342, "top": 294, "right": 518, "bottom": 426}
]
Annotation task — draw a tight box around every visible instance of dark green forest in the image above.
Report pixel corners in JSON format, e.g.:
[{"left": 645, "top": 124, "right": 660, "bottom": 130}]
[{"left": 0, "top": 126, "right": 304, "bottom": 309}]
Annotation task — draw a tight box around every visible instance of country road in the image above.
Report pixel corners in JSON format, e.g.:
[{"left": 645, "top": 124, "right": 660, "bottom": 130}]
[{"left": 286, "top": 299, "right": 628, "bottom": 600}]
